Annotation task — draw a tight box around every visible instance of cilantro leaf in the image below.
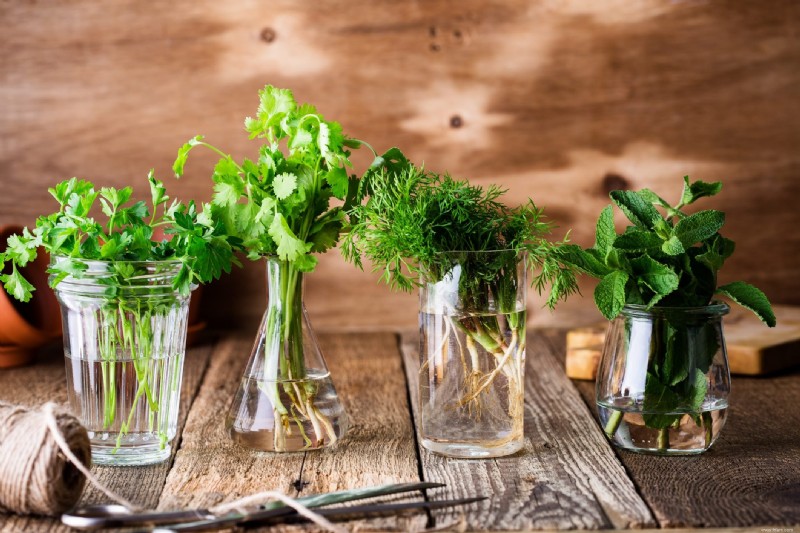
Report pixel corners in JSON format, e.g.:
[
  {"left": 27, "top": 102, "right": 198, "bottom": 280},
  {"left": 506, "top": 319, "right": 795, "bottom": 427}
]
[
  {"left": 273, "top": 172, "right": 298, "bottom": 200},
  {"left": 268, "top": 212, "right": 310, "bottom": 261}
]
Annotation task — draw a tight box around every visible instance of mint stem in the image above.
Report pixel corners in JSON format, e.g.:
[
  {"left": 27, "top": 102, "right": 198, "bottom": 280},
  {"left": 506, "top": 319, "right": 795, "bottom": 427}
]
[
  {"left": 604, "top": 409, "right": 623, "bottom": 439},
  {"left": 657, "top": 427, "right": 670, "bottom": 451}
]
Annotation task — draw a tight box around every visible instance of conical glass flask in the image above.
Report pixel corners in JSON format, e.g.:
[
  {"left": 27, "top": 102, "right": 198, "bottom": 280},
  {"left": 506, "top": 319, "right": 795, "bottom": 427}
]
[{"left": 226, "top": 257, "right": 348, "bottom": 452}]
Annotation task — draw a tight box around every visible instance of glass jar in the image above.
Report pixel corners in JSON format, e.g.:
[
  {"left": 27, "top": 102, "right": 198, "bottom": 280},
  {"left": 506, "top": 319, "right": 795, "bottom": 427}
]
[
  {"left": 596, "top": 303, "right": 731, "bottom": 455},
  {"left": 418, "top": 250, "right": 526, "bottom": 458},
  {"left": 53, "top": 257, "right": 193, "bottom": 466},
  {"left": 226, "top": 256, "right": 348, "bottom": 452}
]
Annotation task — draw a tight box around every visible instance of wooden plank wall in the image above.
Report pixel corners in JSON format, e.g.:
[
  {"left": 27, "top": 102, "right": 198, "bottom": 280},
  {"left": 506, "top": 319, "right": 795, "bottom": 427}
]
[{"left": 2, "top": 0, "right": 798, "bottom": 331}]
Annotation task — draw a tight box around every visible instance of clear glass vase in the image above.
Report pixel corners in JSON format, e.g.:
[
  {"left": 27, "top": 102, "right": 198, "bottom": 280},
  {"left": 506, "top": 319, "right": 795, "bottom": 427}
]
[
  {"left": 596, "top": 303, "right": 731, "bottom": 455},
  {"left": 418, "top": 250, "right": 527, "bottom": 458},
  {"left": 226, "top": 257, "right": 348, "bottom": 452},
  {"left": 53, "top": 258, "right": 193, "bottom": 466}
]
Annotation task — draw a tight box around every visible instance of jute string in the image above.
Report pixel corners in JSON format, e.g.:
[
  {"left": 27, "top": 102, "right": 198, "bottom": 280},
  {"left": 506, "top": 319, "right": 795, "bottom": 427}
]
[{"left": 0, "top": 401, "right": 345, "bottom": 532}]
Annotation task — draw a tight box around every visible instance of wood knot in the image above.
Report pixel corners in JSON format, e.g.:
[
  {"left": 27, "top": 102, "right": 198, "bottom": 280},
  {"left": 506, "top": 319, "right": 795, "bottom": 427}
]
[
  {"left": 601, "top": 173, "right": 629, "bottom": 196},
  {"left": 449, "top": 115, "right": 463, "bottom": 128},
  {"left": 260, "top": 27, "right": 276, "bottom": 43}
]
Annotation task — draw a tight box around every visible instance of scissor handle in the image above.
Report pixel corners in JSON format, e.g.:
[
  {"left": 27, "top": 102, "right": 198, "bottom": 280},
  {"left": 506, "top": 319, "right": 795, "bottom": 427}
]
[{"left": 62, "top": 504, "right": 215, "bottom": 530}]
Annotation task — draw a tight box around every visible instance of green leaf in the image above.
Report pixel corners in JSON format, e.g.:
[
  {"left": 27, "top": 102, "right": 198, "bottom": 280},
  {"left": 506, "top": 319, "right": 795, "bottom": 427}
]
[
  {"left": 173, "top": 135, "right": 204, "bottom": 177},
  {"left": 661, "top": 235, "right": 685, "bottom": 255},
  {"left": 594, "top": 270, "right": 628, "bottom": 320},
  {"left": 610, "top": 190, "right": 663, "bottom": 230},
  {"left": 674, "top": 210, "right": 725, "bottom": 248},
  {"left": 268, "top": 212, "right": 310, "bottom": 261},
  {"left": 680, "top": 176, "right": 722, "bottom": 206},
  {"left": 273, "top": 172, "right": 298, "bottom": 200},
  {"left": 557, "top": 245, "right": 612, "bottom": 278},
  {"left": 212, "top": 173, "right": 245, "bottom": 207},
  {"left": 325, "top": 166, "right": 349, "bottom": 201},
  {"left": 630, "top": 255, "right": 679, "bottom": 299},
  {"left": 613, "top": 230, "right": 663, "bottom": 252},
  {"left": 1, "top": 265, "right": 35, "bottom": 302},
  {"left": 717, "top": 281, "right": 776, "bottom": 327},
  {"left": 4, "top": 234, "right": 37, "bottom": 266},
  {"left": 594, "top": 205, "right": 615, "bottom": 254}
]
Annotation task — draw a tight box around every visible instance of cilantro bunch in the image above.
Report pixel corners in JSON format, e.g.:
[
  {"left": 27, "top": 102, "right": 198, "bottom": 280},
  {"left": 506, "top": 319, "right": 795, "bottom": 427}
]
[
  {"left": 173, "top": 85, "right": 369, "bottom": 271},
  {"left": 343, "top": 155, "right": 579, "bottom": 309},
  {"left": 0, "top": 173, "right": 241, "bottom": 300},
  {"left": 560, "top": 176, "right": 775, "bottom": 325}
]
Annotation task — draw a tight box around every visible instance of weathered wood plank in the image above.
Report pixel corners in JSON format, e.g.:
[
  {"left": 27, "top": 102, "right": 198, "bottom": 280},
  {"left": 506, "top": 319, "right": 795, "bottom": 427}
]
[
  {"left": 0, "top": 340, "right": 214, "bottom": 532},
  {"left": 401, "top": 330, "right": 655, "bottom": 530},
  {"left": 159, "top": 331, "right": 427, "bottom": 532},
  {"left": 1, "top": 0, "right": 799, "bottom": 334},
  {"left": 546, "top": 329, "right": 800, "bottom": 528}
]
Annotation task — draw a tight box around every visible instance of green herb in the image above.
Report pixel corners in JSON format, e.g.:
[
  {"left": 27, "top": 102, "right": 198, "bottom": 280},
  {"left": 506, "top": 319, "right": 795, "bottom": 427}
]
[
  {"left": 0, "top": 173, "right": 242, "bottom": 451},
  {"left": 174, "top": 85, "right": 379, "bottom": 450},
  {"left": 560, "top": 176, "right": 775, "bottom": 449},
  {"left": 343, "top": 158, "right": 578, "bottom": 418}
]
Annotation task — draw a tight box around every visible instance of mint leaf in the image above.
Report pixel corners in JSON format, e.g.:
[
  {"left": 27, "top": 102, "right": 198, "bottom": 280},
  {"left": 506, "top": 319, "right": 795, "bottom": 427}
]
[
  {"left": 680, "top": 176, "right": 722, "bottom": 206},
  {"left": 594, "top": 205, "right": 615, "bottom": 254},
  {"left": 268, "top": 212, "right": 310, "bottom": 261},
  {"left": 273, "top": 172, "right": 298, "bottom": 200},
  {"left": 610, "top": 190, "right": 663, "bottom": 230},
  {"left": 674, "top": 210, "right": 725, "bottom": 248},
  {"left": 594, "top": 270, "right": 628, "bottom": 320},
  {"left": 613, "top": 230, "right": 663, "bottom": 252},
  {"left": 630, "top": 255, "right": 679, "bottom": 305},
  {"left": 661, "top": 235, "right": 685, "bottom": 255},
  {"left": 717, "top": 281, "right": 776, "bottom": 327}
]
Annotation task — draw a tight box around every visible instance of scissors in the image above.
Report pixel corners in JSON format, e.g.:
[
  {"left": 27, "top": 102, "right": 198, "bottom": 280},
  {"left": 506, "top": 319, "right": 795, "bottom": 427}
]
[{"left": 62, "top": 482, "right": 483, "bottom": 531}]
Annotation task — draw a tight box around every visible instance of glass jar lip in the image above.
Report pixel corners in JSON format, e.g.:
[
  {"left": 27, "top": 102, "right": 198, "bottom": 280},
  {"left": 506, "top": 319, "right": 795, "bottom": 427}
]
[
  {"left": 432, "top": 248, "right": 523, "bottom": 256},
  {"left": 50, "top": 255, "right": 184, "bottom": 267},
  {"left": 621, "top": 301, "right": 730, "bottom": 318}
]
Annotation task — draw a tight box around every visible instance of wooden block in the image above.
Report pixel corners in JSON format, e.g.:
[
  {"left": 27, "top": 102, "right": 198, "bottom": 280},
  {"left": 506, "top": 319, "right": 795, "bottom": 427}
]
[
  {"left": 565, "top": 325, "right": 606, "bottom": 380},
  {"left": 565, "top": 305, "right": 800, "bottom": 379}
]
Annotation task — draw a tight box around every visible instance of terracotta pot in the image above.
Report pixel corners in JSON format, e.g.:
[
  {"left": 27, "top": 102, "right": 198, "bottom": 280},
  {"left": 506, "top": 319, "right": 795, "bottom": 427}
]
[{"left": 0, "top": 225, "right": 62, "bottom": 367}]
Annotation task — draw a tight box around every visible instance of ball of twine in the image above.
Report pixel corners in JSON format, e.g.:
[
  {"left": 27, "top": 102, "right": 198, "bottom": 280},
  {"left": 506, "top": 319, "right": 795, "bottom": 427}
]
[{"left": 0, "top": 401, "right": 91, "bottom": 516}]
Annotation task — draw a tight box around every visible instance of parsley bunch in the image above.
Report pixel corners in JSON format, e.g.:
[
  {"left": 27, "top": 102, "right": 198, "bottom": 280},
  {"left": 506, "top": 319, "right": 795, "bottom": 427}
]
[{"left": 0, "top": 173, "right": 241, "bottom": 300}]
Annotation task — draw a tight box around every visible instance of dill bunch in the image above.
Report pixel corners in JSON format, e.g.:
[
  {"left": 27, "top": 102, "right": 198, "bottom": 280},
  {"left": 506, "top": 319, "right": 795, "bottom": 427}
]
[{"left": 342, "top": 157, "right": 578, "bottom": 309}]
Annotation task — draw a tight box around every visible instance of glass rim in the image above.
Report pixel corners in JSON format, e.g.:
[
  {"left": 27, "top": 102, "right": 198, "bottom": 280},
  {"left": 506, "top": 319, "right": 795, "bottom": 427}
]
[
  {"left": 622, "top": 301, "right": 730, "bottom": 318},
  {"left": 50, "top": 255, "right": 184, "bottom": 267},
  {"left": 432, "top": 248, "right": 523, "bottom": 256}
]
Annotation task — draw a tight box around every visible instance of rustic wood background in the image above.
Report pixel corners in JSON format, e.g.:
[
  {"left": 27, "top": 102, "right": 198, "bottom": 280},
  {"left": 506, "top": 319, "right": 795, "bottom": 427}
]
[{"left": 2, "top": 0, "right": 798, "bottom": 331}]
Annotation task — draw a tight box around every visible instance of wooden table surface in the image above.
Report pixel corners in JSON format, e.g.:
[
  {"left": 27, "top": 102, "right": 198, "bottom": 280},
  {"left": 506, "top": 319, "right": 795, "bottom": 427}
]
[{"left": 1, "top": 328, "right": 799, "bottom": 532}]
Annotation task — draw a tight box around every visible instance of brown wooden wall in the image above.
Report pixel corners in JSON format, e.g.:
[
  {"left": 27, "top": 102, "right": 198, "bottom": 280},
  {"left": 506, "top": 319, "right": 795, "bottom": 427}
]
[{"left": 2, "top": 1, "right": 799, "bottom": 331}]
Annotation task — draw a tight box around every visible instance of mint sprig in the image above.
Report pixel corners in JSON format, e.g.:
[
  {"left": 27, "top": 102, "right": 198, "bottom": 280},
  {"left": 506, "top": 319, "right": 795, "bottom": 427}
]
[{"left": 561, "top": 176, "right": 775, "bottom": 326}]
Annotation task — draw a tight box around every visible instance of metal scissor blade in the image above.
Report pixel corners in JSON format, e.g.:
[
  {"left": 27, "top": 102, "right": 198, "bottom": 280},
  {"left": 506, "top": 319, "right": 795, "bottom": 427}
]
[
  {"left": 150, "top": 481, "right": 446, "bottom": 532},
  {"left": 292, "top": 496, "right": 488, "bottom": 522},
  {"left": 155, "top": 497, "right": 485, "bottom": 532}
]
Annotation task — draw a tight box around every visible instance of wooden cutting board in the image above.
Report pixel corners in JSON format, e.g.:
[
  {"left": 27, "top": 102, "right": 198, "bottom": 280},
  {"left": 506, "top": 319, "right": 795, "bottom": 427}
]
[{"left": 565, "top": 305, "right": 800, "bottom": 379}]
